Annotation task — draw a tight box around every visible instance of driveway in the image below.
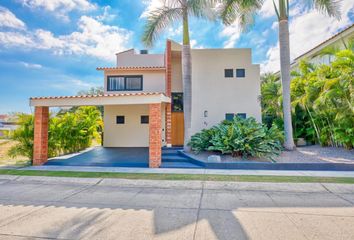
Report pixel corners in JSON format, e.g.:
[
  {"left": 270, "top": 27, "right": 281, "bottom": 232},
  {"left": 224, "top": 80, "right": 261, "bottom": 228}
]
[
  {"left": 0, "top": 175, "right": 353, "bottom": 240},
  {"left": 45, "top": 147, "right": 149, "bottom": 167}
]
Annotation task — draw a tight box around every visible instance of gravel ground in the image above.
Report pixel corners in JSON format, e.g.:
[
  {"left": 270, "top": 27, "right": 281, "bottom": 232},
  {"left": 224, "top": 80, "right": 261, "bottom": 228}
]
[{"left": 187, "top": 145, "right": 354, "bottom": 164}]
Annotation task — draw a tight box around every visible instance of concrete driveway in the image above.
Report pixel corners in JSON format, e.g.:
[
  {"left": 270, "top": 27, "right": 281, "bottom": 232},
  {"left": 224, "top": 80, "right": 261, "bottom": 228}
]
[{"left": 0, "top": 176, "right": 353, "bottom": 240}]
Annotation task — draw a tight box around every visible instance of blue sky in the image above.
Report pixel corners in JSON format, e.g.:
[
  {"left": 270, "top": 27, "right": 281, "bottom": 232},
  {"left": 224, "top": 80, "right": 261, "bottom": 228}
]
[{"left": 0, "top": 0, "right": 353, "bottom": 113}]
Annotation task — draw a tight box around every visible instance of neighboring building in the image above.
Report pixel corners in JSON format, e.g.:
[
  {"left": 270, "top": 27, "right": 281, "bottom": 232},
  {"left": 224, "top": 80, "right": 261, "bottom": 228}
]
[
  {"left": 29, "top": 40, "right": 261, "bottom": 167},
  {"left": 291, "top": 23, "right": 354, "bottom": 70},
  {"left": 0, "top": 114, "right": 18, "bottom": 137}
]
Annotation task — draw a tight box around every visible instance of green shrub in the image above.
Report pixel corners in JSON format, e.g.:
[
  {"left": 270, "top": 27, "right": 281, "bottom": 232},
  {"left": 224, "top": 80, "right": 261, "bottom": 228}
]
[
  {"left": 188, "top": 117, "right": 283, "bottom": 160},
  {"left": 8, "top": 106, "right": 102, "bottom": 160}
]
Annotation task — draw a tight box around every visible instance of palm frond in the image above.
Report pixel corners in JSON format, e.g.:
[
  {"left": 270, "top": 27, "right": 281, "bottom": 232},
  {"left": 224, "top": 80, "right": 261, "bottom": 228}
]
[
  {"left": 311, "top": 0, "right": 341, "bottom": 19},
  {"left": 142, "top": 6, "right": 183, "bottom": 47},
  {"left": 219, "top": 0, "right": 263, "bottom": 31},
  {"left": 187, "top": 0, "right": 218, "bottom": 20}
]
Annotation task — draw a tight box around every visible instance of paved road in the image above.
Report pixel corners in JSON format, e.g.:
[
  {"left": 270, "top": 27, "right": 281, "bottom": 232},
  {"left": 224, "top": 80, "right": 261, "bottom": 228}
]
[{"left": 0, "top": 175, "right": 353, "bottom": 240}]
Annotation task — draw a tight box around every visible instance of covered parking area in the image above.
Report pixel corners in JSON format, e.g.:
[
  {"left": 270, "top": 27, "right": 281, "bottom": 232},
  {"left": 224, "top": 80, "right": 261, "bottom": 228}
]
[{"left": 30, "top": 92, "right": 171, "bottom": 168}]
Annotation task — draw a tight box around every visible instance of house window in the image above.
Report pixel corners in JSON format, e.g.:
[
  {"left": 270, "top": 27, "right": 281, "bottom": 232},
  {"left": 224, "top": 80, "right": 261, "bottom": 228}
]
[
  {"left": 172, "top": 92, "right": 183, "bottom": 112},
  {"left": 116, "top": 116, "right": 125, "bottom": 124},
  {"left": 141, "top": 115, "right": 149, "bottom": 124},
  {"left": 107, "top": 75, "right": 143, "bottom": 91},
  {"left": 224, "top": 69, "right": 233, "bottom": 78},
  {"left": 237, "top": 113, "right": 247, "bottom": 119},
  {"left": 225, "top": 113, "right": 235, "bottom": 121},
  {"left": 236, "top": 69, "right": 245, "bottom": 78}
]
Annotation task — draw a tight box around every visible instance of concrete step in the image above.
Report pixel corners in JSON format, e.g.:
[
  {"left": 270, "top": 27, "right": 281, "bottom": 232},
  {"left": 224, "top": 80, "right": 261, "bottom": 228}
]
[
  {"left": 160, "top": 162, "right": 201, "bottom": 168},
  {"left": 162, "top": 155, "right": 190, "bottom": 162}
]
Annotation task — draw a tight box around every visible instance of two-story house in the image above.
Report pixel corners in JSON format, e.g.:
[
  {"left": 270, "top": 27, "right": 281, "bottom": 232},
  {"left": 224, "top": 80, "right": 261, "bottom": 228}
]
[{"left": 30, "top": 40, "right": 261, "bottom": 168}]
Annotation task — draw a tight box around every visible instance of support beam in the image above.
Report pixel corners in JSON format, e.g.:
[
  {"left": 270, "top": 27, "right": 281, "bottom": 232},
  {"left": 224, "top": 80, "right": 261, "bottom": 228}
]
[
  {"left": 33, "top": 106, "right": 49, "bottom": 165},
  {"left": 149, "top": 103, "right": 162, "bottom": 168}
]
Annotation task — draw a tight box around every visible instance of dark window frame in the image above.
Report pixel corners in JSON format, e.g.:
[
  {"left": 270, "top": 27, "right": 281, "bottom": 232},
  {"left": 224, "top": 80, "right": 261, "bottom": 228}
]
[
  {"left": 171, "top": 92, "right": 184, "bottom": 112},
  {"left": 237, "top": 113, "right": 247, "bottom": 119},
  {"left": 116, "top": 116, "right": 125, "bottom": 124},
  {"left": 225, "top": 113, "right": 235, "bottom": 121},
  {"left": 224, "top": 69, "right": 234, "bottom": 78},
  {"left": 236, "top": 69, "right": 246, "bottom": 78},
  {"left": 107, "top": 75, "right": 143, "bottom": 91},
  {"left": 141, "top": 115, "right": 149, "bottom": 124}
]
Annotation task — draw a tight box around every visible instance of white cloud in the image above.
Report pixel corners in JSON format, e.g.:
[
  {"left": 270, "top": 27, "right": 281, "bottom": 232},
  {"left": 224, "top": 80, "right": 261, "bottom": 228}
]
[
  {"left": 19, "top": 0, "right": 96, "bottom": 21},
  {"left": 20, "top": 61, "right": 43, "bottom": 69},
  {"left": 141, "top": 0, "right": 164, "bottom": 18},
  {"left": 141, "top": 0, "right": 181, "bottom": 18},
  {"left": 0, "top": 6, "right": 26, "bottom": 29},
  {"left": 259, "top": 0, "right": 274, "bottom": 18},
  {"left": 96, "top": 6, "right": 116, "bottom": 22},
  {"left": 0, "top": 31, "right": 33, "bottom": 46},
  {"left": 20, "top": 0, "right": 96, "bottom": 12},
  {"left": 261, "top": 45, "right": 280, "bottom": 73},
  {"left": 220, "top": 21, "right": 241, "bottom": 48},
  {"left": 0, "top": 16, "right": 133, "bottom": 61},
  {"left": 261, "top": 0, "right": 354, "bottom": 73}
]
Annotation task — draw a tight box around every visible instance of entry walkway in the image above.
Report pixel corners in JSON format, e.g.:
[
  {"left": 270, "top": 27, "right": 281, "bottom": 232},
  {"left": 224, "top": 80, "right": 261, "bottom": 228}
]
[{"left": 22, "top": 165, "right": 354, "bottom": 178}]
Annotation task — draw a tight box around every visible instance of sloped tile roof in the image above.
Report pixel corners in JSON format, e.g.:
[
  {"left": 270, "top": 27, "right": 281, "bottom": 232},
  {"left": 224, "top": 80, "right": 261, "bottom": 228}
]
[
  {"left": 96, "top": 66, "right": 165, "bottom": 71},
  {"left": 30, "top": 92, "right": 165, "bottom": 100}
]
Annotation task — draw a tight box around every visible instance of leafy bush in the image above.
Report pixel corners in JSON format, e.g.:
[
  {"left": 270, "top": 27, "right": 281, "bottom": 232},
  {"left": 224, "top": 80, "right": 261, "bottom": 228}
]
[
  {"left": 9, "top": 106, "right": 102, "bottom": 161},
  {"left": 189, "top": 117, "right": 283, "bottom": 160},
  {"left": 261, "top": 49, "right": 354, "bottom": 149}
]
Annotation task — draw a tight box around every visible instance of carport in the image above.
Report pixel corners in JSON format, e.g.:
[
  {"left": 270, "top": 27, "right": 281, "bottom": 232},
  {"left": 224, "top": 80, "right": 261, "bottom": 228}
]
[{"left": 30, "top": 92, "right": 171, "bottom": 168}]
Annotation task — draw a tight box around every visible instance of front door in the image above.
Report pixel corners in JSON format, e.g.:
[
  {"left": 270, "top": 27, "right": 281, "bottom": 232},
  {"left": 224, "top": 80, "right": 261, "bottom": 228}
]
[{"left": 171, "top": 93, "right": 184, "bottom": 146}]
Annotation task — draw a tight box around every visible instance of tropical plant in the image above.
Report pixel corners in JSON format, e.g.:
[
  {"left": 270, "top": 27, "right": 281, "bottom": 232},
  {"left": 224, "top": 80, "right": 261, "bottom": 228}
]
[
  {"left": 271, "top": 0, "right": 341, "bottom": 150},
  {"left": 263, "top": 49, "right": 354, "bottom": 149},
  {"left": 260, "top": 73, "right": 283, "bottom": 128},
  {"left": 142, "top": 0, "right": 215, "bottom": 150},
  {"left": 9, "top": 107, "right": 102, "bottom": 160},
  {"left": 8, "top": 114, "right": 35, "bottom": 160},
  {"left": 189, "top": 117, "right": 283, "bottom": 160}
]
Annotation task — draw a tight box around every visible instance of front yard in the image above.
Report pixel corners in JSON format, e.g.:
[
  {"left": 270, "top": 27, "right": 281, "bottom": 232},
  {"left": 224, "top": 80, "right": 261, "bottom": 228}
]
[
  {"left": 187, "top": 145, "right": 354, "bottom": 164},
  {"left": 0, "top": 139, "right": 29, "bottom": 166}
]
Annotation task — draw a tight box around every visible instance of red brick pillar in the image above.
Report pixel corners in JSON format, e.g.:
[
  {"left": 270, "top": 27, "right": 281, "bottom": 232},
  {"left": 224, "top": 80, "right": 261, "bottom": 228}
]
[
  {"left": 165, "top": 40, "right": 172, "bottom": 147},
  {"left": 33, "top": 106, "right": 49, "bottom": 165},
  {"left": 165, "top": 103, "right": 172, "bottom": 146},
  {"left": 149, "top": 103, "right": 162, "bottom": 168}
]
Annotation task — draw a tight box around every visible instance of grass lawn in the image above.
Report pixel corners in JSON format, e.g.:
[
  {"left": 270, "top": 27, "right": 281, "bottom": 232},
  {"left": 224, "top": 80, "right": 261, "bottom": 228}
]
[
  {"left": 0, "top": 169, "right": 353, "bottom": 183},
  {"left": 0, "top": 140, "right": 30, "bottom": 166}
]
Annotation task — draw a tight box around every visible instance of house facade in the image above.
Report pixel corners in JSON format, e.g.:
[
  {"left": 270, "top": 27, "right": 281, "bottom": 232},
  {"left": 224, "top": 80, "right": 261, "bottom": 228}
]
[
  {"left": 30, "top": 40, "right": 261, "bottom": 168},
  {"left": 291, "top": 23, "right": 353, "bottom": 70}
]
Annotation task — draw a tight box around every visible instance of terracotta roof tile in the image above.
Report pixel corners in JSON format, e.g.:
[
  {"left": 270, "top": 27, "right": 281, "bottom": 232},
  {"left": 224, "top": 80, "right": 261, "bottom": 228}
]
[
  {"left": 96, "top": 66, "right": 165, "bottom": 71},
  {"left": 30, "top": 92, "right": 165, "bottom": 100}
]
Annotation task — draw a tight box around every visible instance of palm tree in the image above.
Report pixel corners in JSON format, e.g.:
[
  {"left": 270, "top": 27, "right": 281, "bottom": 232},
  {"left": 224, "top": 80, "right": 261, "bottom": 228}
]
[
  {"left": 273, "top": 0, "right": 341, "bottom": 150},
  {"left": 142, "top": 0, "right": 215, "bottom": 150},
  {"left": 220, "top": 0, "right": 341, "bottom": 150}
]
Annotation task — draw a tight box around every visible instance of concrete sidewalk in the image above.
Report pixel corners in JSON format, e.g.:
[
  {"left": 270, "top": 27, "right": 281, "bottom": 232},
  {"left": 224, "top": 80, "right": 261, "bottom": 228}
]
[
  {"left": 22, "top": 165, "right": 354, "bottom": 178},
  {"left": 0, "top": 175, "right": 353, "bottom": 240}
]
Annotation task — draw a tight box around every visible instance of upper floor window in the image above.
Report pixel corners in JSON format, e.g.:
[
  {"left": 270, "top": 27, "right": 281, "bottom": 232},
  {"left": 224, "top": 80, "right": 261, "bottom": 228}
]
[
  {"left": 224, "top": 69, "right": 234, "bottom": 78},
  {"left": 236, "top": 69, "right": 245, "bottom": 78},
  {"left": 107, "top": 75, "right": 143, "bottom": 91}
]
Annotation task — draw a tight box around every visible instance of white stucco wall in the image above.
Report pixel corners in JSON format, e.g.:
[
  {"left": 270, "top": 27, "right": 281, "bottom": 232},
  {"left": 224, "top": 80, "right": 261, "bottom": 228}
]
[
  {"left": 103, "top": 104, "right": 166, "bottom": 147},
  {"left": 103, "top": 70, "right": 166, "bottom": 94},
  {"left": 116, "top": 49, "right": 164, "bottom": 67},
  {"left": 190, "top": 48, "right": 261, "bottom": 134}
]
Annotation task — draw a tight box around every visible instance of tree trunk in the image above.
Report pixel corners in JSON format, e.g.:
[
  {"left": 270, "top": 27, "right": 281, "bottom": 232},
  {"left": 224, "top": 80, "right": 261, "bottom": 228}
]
[
  {"left": 182, "top": 9, "right": 192, "bottom": 151},
  {"left": 278, "top": 19, "right": 295, "bottom": 150}
]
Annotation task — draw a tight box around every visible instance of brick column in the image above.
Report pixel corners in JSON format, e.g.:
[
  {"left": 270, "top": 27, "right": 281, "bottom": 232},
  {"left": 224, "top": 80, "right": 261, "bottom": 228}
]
[
  {"left": 149, "top": 103, "right": 162, "bottom": 168},
  {"left": 165, "top": 103, "right": 172, "bottom": 146},
  {"left": 33, "top": 106, "right": 49, "bottom": 165},
  {"left": 165, "top": 40, "right": 172, "bottom": 97},
  {"left": 165, "top": 40, "right": 172, "bottom": 147}
]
